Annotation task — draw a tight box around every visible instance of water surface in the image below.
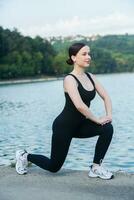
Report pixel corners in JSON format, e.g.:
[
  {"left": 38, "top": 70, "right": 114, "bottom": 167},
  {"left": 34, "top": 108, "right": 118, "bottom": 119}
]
[{"left": 0, "top": 73, "right": 134, "bottom": 173}]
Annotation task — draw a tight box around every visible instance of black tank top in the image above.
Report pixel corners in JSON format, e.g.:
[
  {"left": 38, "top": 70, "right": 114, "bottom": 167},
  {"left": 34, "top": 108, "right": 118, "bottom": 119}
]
[
  {"left": 62, "top": 72, "right": 96, "bottom": 119},
  {"left": 52, "top": 72, "right": 96, "bottom": 130}
]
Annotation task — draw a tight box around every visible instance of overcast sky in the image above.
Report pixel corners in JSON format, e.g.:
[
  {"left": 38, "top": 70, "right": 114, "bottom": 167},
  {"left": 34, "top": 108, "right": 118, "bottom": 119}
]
[{"left": 0, "top": 0, "right": 134, "bottom": 37}]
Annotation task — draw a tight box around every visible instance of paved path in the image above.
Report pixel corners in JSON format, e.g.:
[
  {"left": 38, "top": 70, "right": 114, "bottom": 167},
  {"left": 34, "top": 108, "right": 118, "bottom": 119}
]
[{"left": 0, "top": 167, "right": 134, "bottom": 200}]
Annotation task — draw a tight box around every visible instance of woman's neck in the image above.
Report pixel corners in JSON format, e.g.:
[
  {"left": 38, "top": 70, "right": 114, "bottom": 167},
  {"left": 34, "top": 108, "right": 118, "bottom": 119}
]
[{"left": 71, "top": 65, "right": 85, "bottom": 76}]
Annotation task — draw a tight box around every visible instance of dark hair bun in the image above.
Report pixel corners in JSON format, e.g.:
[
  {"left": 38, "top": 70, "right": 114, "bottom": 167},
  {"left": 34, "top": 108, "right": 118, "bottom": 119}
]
[
  {"left": 66, "top": 58, "right": 74, "bottom": 65},
  {"left": 66, "top": 42, "right": 86, "bottom": 65}
]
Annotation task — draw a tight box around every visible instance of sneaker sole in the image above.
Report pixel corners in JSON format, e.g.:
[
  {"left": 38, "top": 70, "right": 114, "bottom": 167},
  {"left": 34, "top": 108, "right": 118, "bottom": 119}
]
[
  {"left": 88, "top": 173, "right": 114, "bottom": 180},
  {"left": 15, "top": 164, "right": 27, "bottom": 175}
]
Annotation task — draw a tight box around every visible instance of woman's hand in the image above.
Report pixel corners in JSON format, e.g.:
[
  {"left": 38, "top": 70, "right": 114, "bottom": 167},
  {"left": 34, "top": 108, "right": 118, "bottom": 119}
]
[
  {"left": 106, "top": 114, "right": 112, "bottom": 122},
  {"left": 97, "top": 115, "right": 112, "bottom": 125}
]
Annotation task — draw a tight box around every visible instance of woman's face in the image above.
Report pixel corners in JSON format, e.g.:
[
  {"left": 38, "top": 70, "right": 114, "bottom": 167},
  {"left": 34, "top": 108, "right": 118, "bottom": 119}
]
[{"left": 72, "top": 46, "right": 91, "bottom": 68}]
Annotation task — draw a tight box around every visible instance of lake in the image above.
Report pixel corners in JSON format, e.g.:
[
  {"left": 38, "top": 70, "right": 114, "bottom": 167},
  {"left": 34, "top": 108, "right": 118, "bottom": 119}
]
[{"left": 0, "top": 73, "right": 134, "bottom": 173}]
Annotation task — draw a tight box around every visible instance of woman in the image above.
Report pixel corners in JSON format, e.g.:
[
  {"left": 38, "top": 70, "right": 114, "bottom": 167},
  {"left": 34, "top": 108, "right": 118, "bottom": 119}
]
[{"left": 16, "top": 43, "right": 114, "bottom": 180}]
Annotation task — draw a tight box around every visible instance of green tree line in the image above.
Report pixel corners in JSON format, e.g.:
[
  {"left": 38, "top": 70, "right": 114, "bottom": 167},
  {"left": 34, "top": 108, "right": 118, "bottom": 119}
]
[
  {"left": 0, "top": 26, "right": 134, "bottom": 80},
  {"left": 0, "top": 27, "right": 56, "bottom": 79}
]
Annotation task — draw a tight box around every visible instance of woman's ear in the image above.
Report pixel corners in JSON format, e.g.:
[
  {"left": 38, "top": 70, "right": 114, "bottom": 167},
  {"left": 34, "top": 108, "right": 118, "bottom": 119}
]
[{"left": 71, "top": 55, "right": 76, "bottom": 63}]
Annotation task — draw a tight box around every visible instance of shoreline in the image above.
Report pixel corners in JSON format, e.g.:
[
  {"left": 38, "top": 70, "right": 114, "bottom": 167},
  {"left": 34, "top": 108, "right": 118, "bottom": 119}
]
[
  {"left": 1, "top": 163, "right": 134, "bottom": 175},
  {"left": 2, "top": 162, "right": 134, "bottom": 175},
  {"left": 0, "top": 72, "right": 133, "bottom": 86},
  {"left": 0, "top": 166, "right": 134, "bottom": 200},
  {"left": 0, "top": 76, "right": 63, "bottom": 86}
]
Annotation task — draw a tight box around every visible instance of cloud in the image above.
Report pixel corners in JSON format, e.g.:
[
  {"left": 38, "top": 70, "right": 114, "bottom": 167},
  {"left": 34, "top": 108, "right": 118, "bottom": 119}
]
[{"left": 19, "top": 12, "right": 134, "bottom": 37}]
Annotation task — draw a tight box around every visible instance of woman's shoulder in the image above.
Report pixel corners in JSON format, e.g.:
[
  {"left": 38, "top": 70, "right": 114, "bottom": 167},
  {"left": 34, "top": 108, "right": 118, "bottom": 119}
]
[
  {"left": 63, "top": 74, "right": 78, "bottom": 86},
  {"left": 64, "top": 73, "right": 78, "bottom": 81},
  {"left": 63, "top": 74, "right": 78, "bottom": 92}
]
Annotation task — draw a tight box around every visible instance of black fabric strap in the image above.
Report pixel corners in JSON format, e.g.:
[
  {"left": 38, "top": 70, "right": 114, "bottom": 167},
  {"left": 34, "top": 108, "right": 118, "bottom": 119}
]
[
  {"left": 85, "top": 72, "right": 95, "bottom": 87},
  {"left": 67, "top": 74, "right": 81, "bottom": 84}
]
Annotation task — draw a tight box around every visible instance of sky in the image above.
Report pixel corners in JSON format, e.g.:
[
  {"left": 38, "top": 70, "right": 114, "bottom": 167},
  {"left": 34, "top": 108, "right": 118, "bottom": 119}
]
[{"left": 0, "top": 0, "right": 134, "bottom": 38}]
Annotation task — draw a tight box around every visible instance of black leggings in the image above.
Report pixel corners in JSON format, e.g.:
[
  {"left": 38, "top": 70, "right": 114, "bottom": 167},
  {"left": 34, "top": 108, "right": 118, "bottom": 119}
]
[{"left": 28, "top": 120, "right": 113, "bottom": 173}]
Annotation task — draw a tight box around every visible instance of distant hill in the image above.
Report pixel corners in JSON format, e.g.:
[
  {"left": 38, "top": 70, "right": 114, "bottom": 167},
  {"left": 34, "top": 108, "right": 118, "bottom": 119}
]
[
  {"left": 0, "top": 26, "right": 134, "bottom": 80},
  {"left": 48, "top": 34, "right": 134, "bottom": 74}
]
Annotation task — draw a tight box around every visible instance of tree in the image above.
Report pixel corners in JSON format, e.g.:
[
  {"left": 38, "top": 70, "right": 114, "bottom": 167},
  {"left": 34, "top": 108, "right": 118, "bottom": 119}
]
[
  {"left": 53, "top": 52, "right": 72, "bottom": 74},
  {"left": 90, "top": 48, "right": 117, "bottom": 73}
]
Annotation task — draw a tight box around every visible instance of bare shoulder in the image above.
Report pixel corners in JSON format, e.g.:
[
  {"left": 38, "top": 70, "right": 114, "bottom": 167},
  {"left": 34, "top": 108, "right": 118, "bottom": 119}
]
[
  {"left": 63, "top": 75, "right": 77, "bottom": 89},
  {"left": 64, "top": 74, "right": 74, "bottom": 81},
  {"left": 64, "top": 74, "right": 77, "bottom": 84}
]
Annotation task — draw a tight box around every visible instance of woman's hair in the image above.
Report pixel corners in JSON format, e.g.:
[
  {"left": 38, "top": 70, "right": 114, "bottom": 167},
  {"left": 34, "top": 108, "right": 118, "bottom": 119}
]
[{"left": 66, "top": 42, "right": 86, "bottom": 65}]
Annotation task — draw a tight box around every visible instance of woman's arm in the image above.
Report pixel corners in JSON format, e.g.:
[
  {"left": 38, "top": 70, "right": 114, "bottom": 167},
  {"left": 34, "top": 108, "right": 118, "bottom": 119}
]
[
  {"left": 90, "top": 73, "right": 112, "bottom": 121},
  {"left": 64, "top": 75, "right": 104, "bottom": 124}
]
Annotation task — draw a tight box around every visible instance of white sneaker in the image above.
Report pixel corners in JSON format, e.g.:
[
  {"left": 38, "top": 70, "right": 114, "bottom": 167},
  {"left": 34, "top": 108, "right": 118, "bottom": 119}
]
[
  {"left": 88, "top": 165, "right": 114, "bottom": 180},
  {"left": 16, "top": 150, "right": 28, "bottom": 175}
]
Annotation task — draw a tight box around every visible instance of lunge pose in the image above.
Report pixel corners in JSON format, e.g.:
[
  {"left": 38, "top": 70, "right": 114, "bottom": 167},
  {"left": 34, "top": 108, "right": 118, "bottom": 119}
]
[{"left": 16, "top": 43, "right": 114, "bottom": 179}]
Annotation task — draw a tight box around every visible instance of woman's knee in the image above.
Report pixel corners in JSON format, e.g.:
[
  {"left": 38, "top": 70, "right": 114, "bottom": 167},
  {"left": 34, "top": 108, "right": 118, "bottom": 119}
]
[
  {"left": 49, "top": 165, "right": 61, "bottom": 173},
  {"left": 48, "top": 161, "right": 62, "bottom": 173},
  {"left": 102, "top": 122, "right": 114, "bottom": 137}
]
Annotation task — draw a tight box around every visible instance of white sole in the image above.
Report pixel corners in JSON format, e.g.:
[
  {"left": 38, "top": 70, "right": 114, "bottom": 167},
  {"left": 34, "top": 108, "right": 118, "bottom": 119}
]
[
  {"left": 88, "top": 170, "right": 114, "bottom": 180},
  {"left": 88, "top": 174, "right": 114, "bottom": 180},
  {"left": 15, "top": 162, "right": 27, "bottom": 175}
]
